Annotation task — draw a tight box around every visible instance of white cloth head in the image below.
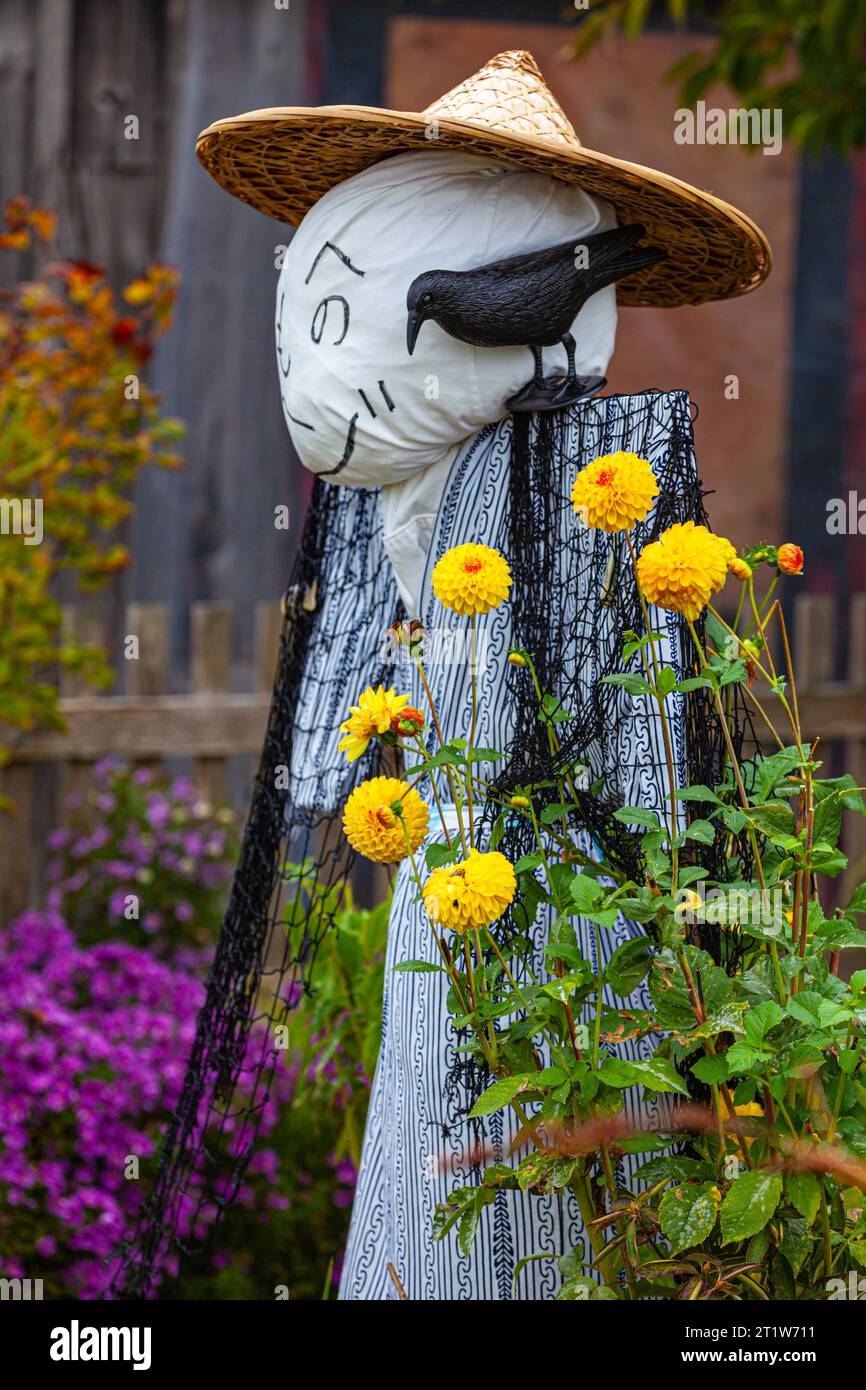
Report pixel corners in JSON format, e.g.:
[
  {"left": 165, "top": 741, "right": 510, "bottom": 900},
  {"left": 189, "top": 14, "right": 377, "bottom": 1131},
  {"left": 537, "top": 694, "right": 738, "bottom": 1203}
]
[{"left": 276, "top": 149, "right": 618, "bottom": 611}]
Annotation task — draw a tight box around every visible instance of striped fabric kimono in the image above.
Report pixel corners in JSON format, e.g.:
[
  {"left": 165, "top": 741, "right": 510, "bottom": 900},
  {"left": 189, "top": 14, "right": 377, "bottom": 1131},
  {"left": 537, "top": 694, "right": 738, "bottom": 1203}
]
[{"left": 286, "top": 390, "right": 699, "bottom": 1300}]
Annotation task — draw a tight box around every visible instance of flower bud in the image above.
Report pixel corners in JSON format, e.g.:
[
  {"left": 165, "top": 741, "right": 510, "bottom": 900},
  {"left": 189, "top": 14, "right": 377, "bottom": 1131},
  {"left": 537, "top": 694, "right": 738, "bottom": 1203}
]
[{"left": 777, "top": 543, "right": 804, "bottom": 576}]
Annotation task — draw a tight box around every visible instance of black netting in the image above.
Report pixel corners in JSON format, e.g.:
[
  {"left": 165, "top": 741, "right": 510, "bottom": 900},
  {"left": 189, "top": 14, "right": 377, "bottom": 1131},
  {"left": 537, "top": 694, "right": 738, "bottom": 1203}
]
[{"left": 113, "top": 393, "right": 753, "bottom": 1297}]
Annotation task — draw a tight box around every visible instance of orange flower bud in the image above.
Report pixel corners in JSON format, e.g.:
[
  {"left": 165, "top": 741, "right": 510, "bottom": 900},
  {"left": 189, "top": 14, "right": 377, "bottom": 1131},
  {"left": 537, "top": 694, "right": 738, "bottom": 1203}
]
[
  {"left": 728, "top": 556, "right": 752, "bottom": 582},
  {"left": 392, "top": 707, "right": 425, "bottom": 738},
  {"left": 777, "top": 543, "right": 804, "bottom": 576}
]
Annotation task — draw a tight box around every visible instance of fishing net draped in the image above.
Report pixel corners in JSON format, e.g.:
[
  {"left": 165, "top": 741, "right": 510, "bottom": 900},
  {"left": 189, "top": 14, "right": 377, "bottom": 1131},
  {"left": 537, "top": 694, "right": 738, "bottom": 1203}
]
[{"left": 113, "top": 389, "right": 752, "bottom": 1297}]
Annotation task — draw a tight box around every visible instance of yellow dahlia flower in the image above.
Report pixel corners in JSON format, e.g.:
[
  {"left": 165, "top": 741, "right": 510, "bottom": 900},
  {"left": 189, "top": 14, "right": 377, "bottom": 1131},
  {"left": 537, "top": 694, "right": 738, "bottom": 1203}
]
[
  {"left": 338, "top": 685, "right": 410, "bottom": 763},
  {"left": 636, "top": 521, "right": 735, "bottom": 622},
  {"left": 431, "top": 543, "right": 511, "bottom": 616},
  {"left": 423, "top": 848, "right": 516, "bottom": 933},
  {"left": 342, "top": 776, "right": 429, "bottom": 863},
  {"left": 571, "top": 452, "right": 659, "bottom": 533}
]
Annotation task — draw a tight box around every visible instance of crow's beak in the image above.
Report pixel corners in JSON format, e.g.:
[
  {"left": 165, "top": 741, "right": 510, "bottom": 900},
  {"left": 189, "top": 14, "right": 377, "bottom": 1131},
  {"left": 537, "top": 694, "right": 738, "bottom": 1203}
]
[{"left": 406, "top": 308, "right": 423, "bottom": 356}]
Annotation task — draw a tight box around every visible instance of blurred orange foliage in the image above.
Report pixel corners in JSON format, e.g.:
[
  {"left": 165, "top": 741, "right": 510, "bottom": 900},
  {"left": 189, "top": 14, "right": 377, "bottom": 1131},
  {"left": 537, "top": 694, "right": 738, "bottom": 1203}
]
[{"left": 0, "top": 196, "right": 184, "bottom": 791}]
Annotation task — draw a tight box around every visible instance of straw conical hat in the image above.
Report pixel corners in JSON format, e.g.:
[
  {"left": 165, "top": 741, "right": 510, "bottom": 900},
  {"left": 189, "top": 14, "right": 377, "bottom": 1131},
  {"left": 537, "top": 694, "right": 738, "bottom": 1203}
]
[{"left": 196, "top": 49, "right": 771, "bottom": 309}]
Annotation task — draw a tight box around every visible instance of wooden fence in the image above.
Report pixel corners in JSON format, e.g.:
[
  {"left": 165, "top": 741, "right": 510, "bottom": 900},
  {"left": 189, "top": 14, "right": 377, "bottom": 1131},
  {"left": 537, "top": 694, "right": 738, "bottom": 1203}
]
[
  {"left": 1, "top": 593, "right": 865, "bottom": 925},
  {"left": 0, "top": 600, "right": 281, "bottom": 922}
]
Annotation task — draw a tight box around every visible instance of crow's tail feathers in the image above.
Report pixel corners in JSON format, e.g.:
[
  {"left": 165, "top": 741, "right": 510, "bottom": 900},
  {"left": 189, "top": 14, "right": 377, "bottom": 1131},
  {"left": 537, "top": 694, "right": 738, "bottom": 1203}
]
[{"left": 578, "top": 222, "right": 667, "bottom": 294}]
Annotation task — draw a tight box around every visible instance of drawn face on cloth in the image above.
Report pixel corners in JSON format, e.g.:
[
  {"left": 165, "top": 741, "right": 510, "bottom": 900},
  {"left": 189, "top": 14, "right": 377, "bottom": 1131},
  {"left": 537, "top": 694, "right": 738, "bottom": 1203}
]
[{"left": 276, "top": 148, "right": 618, "bottom": 613}]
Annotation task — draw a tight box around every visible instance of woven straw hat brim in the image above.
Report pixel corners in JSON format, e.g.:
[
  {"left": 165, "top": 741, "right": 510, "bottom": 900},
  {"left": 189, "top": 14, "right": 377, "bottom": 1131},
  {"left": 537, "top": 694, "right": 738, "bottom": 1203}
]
[{"left": 196, "top": 105, "right": 771, "bottom": 310}]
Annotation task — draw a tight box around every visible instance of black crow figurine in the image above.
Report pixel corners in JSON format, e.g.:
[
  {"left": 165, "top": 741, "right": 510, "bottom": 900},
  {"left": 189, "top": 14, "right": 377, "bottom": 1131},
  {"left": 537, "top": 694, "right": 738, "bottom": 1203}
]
[{"left": 406, "top": 223, "right": 666, "bottom": 411}]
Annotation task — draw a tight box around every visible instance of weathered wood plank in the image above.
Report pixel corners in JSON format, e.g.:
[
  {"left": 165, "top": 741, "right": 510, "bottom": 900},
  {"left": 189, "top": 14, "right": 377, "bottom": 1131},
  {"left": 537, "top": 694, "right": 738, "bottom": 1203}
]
[
  {"left": 192, "top": 602, "right": 231, "bottom": 801},
  {"left": 795, "top": 594, "right": 837, "bottom": 685},
  {"left": 59, "top": 604, "right": 110, "bottom": 816},
  {"left": 0, "top": 764, "right": 34, "bottom": 922},
  {"left": 9, "top": 694, "right": 270, "bottom": 761},
  {"left": 126, "top": 602, "right": 169, "bottom": 696}
]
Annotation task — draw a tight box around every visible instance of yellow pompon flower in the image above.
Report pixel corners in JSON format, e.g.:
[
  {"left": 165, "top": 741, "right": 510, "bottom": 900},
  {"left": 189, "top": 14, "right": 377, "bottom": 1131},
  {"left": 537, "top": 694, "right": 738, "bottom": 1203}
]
[
  {"left": 423, "top": 849, "right": 516, "bottom": 933},
  {"left": 571, "top": 451, "right": 659, "bottom": 533},
  {"left": 342, "top": 776, "right": 429, "bottom": 863},
  {"left": 338, "top": 685, "right": 410, "bottom": 763},
  {"left": 422, "top": 864, "right": 471, "bottom": 933},
  {"left": 431, "top": 543, "right": 511, "bottom": 616},
  {"left": 636, "top": 521, "right": 735, "bottom": 622}
]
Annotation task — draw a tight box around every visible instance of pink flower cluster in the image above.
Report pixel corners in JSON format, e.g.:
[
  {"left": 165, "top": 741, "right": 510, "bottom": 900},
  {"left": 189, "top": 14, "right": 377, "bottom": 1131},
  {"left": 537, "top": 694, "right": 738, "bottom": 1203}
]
[
  {"left": 46, "top": 759, "right": 237, "bottom": 963},
  {"left": 0, "top": 910, "right": 293, "bottom": 1298}
]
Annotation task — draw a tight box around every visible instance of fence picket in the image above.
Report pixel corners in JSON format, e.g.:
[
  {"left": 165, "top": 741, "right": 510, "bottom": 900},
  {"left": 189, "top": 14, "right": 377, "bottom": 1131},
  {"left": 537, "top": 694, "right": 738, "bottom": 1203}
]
[{"left": 191, "top": 602, "right": 232, "bottom": 804}]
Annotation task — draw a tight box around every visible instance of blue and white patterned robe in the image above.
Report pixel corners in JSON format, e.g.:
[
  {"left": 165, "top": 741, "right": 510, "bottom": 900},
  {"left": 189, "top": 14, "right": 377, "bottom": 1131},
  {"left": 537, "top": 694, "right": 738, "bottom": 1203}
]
[{"left": 294, "top": 391, "right": 696, "bottom": 1300}]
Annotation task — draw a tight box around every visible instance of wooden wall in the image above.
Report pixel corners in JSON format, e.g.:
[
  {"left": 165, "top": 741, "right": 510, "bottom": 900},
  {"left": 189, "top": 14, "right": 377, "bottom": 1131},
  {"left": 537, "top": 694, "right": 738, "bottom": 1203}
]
[{"left": 0, "top": 0, "right": 314, "bottom": 691}]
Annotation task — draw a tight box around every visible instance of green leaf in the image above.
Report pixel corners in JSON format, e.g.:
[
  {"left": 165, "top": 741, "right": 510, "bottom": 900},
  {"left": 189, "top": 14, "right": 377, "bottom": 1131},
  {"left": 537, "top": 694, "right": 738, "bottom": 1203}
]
[
  {"left": 539, "top": 693, "right": 575, "bottom": 725},
  {"left": 655, "top": 666, "right": 678, "bottom": 697},
  {"left": 684, "top": 818, "right": 716, "bottom": 845},
  {"left": 787, "top": 991, "right": 850, "bottom": 1030},
  {"left": 466, "top": 746, "right": 502, "bottom": 763},
  {"left": 743, "top": 1000, "right": 785, "bottom": 1046},
  {"left": 715, "top": 657, "right": 748, "bottom": 688},
  {"left": 601, "top": 672, "right": 654, "bottom": 697},
  {"left": 720, "top": 1171, "right": 783, "bottom": 1245},
  {"left": 612, "top": 805, "right": 661, "bottom": 830},
  {"left": 721, "top": 807, "right": 747, "bottom": 834},
  {"left": 753, "top": 747, "right": 804, "bottom": 802},
  {"left": 458, "top": 1202, "right": 480, "bottom": 1257},
  {"left": 513, "top": 852, "right": 543, "bottom": 873},
  {"left": 468, "top": 1074, "right": 537, "bottom": 1118},
  {"left": 542, "top": 975, "right": 588, "bottom": 1004},
  {"left": 569, "top": 873, "right": 605, "bottom": 913},
  {"left": 556, "top": 1277, "right": 617, "bottom": 1301},
  {"left": 691, "top": 1054, "right": 730, "bottom": 1084},
  {"left": 748, "top": 802, "right": 797, "bottom": 840},
  {"left": 847, "top": 884, "right": 866, "bottom": 918},
  {"left": 633, "top": 1155, "right": 712, "bottom": 1184},
  {"left": 786, "top": 1171, "right": 821, "bottom": 1225},
  {"left": 779, "top": 1215, "right": 812, "bottom": 1278},
  {"left": 659, "top": 1183, "right": 721, "bottom": 1254},
  {"left": 599, "top": 1056, "right": 688, "bottom": 1096},
  {"left": 675, "top": 785, "right": 722, "bottom": 806},
  {"left": 425, "top": 842, "right": 460, "bottom": 869},
  {"left": 393, "top": 959, "right": 441, "bottom": 973},
  {"left": 605, "top": 937, "right": 653, "bottom": 996},
  {"left": 675, "top": 675, "right": 715, "bottom": 693},
  {"left": 597, "top": 1057, "right": 638, "bottom": 1089},
  {"left": 632, "top": 1057, "right": 690, "bottom": 1096}
]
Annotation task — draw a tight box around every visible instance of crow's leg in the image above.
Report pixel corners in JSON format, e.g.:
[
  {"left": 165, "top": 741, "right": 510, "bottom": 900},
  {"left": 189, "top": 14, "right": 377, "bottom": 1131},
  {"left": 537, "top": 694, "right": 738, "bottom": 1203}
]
[
  {"left": 551, "top": 332, "right": 578, "bottom": 403},
  {"left": 506, "top": 345, "right": 546, "bottom": 407},
  {"left": 547, "top": 331, "right": 607, "bottom": 408},
  {"left": 561, "top": 332, "right": 577, "bottom": 385}
]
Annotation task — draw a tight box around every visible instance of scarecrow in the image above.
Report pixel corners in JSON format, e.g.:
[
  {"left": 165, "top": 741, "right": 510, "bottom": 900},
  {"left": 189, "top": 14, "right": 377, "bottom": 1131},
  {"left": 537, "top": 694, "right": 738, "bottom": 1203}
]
[{"left": 119, "top": 51, "right": 770, "bottom": 1300}]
